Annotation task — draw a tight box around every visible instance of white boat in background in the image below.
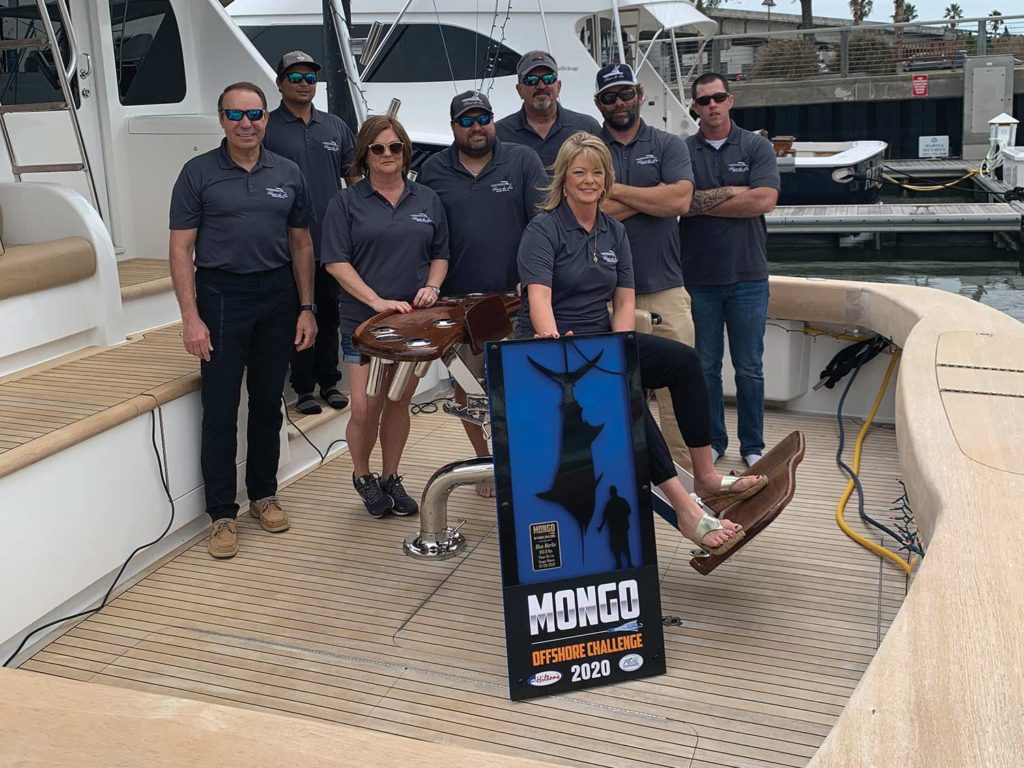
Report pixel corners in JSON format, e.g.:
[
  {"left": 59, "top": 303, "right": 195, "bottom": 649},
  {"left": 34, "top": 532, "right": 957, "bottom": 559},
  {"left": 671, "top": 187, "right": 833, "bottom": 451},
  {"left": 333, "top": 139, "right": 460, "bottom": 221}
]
[
  {"left": 0, "top": 2, "right": 1022, "bottom": 767},
  {"left": 230, "top": 0, "right": 885, "bottom": 201}
]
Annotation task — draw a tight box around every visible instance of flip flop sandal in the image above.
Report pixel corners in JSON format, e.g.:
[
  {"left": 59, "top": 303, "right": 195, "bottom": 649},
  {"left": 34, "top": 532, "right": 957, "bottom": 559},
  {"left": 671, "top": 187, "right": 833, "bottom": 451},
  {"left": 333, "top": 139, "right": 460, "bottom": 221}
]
[
  {"left": 320, "top": 387, "right": 349, "bottom": 410},
  {"left": 700, "top": 474, "right": 769, "bottom": 507},
  {"left": 690, "top": 502, "right": 746, "bottom": 557}
]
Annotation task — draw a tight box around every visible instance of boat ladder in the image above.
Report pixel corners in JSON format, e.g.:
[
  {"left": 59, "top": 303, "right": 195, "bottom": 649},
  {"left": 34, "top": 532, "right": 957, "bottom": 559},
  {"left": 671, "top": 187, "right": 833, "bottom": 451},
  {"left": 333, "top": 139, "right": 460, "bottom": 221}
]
[{"left": 0, "top": 0, "right": 102, "bottom": 220}]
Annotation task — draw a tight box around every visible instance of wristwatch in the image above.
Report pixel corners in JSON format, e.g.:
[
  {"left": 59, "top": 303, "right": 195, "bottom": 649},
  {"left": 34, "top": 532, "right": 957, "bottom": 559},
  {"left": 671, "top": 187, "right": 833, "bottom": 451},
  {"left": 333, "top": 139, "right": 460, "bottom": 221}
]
[{"left": 299, "top": 303, "right": 317, "bottom": 314}]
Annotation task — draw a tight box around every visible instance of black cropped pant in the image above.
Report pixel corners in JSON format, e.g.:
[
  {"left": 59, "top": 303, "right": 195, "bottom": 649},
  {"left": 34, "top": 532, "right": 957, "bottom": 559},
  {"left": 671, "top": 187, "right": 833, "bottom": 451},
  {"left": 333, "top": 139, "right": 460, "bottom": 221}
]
[{"left": 636, "top": 332, "right": 711, "bottom": 486}]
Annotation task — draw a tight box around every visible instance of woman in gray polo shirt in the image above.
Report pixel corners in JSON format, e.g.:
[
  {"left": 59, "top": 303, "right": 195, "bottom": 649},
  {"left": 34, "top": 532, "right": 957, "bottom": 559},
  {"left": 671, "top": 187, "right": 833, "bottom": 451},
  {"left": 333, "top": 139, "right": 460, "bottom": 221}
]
[
  {"left": 323, "top": 116, "right": 449, "bottom": 518},
  {"left": 516, "top": 132, "right": 766, "bottom": 553}
]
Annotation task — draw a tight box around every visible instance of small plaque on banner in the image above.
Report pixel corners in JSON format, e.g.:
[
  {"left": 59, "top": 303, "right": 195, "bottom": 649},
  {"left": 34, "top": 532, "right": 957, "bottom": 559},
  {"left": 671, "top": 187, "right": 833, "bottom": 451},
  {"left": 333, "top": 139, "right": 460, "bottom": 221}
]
[{"left": 487, "top": 332, "right": 666, "bottom": 701}]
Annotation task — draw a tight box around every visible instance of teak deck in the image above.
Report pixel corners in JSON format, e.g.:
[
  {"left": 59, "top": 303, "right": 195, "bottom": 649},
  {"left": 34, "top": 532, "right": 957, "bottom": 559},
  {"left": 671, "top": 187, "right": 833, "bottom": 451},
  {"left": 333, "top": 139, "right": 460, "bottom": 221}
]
[{"left": 22, "top": 407, "right": 909, "bottom": 768}]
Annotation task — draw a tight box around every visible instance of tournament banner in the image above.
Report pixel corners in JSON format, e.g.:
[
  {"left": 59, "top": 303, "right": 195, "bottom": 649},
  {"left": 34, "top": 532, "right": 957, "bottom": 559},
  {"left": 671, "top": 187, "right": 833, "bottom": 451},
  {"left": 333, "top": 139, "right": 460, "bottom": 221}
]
[{"left": 487, "top": 332, "right": 666, "bottom": 701}]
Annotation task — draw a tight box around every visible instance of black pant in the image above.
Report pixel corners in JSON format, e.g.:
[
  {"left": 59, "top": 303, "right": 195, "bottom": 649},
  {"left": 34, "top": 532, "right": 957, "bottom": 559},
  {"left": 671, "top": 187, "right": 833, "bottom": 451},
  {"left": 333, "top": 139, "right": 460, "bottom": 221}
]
[
  {"left": 289, "top": 264, "right": 341, "bottom": 394},
  {"left": 636, "top": 332, "right": 711, "bottom": 486},
  {"left": 196, "top": 265, "right": 298, "bottom": 521}
]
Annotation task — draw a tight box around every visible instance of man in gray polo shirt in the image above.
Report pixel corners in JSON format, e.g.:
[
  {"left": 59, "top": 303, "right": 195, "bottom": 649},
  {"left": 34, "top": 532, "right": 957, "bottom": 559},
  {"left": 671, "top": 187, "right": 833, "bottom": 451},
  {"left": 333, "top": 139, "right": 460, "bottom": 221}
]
[
  {"left": 169, "top": 81, "right": 317, "bottom": 560},
  {"left": 681, "top": 72, "right": 780, "bottom": 468},
  {"left": 595, "top": 62, "right": 696, "bottom": 471},
  {"left": 495, "top": 50, "right": 600, "bottom": 169},
  {"left": 419, "top": 90, "right": 545, "bottom": 495},
  {"left": 264, "top": 50, "right": 357, "bottom": 417}
]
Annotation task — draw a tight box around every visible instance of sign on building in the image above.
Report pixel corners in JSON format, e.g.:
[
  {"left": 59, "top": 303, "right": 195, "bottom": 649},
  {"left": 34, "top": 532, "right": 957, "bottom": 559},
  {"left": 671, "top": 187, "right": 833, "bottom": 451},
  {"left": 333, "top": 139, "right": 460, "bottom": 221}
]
[{"left": 919, "top": 135, "right": 950, "bottom": 158}]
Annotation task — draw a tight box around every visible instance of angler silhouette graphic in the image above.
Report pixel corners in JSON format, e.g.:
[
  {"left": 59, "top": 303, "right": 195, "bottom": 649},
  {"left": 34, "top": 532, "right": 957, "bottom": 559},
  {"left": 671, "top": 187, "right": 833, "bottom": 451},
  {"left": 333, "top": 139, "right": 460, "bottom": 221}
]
[{"left": 529, "top": 346, "right": 605, "bottom": 559}]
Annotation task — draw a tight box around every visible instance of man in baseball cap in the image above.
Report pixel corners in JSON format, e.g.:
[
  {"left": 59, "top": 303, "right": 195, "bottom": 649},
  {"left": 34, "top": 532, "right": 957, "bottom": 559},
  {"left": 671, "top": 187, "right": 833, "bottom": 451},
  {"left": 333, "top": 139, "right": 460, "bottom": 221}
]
[
  {"left": 495, "top": 50, "right": 600, "bottom": 169},
  {"left": 594, "top": 61, "right": 697, "bottom": 472},
  {"left": 420, "top": 90, "right": 546, "bottom": 495},
  {"left": 264, "top": 49, "right": 357, "bottom": 416}
]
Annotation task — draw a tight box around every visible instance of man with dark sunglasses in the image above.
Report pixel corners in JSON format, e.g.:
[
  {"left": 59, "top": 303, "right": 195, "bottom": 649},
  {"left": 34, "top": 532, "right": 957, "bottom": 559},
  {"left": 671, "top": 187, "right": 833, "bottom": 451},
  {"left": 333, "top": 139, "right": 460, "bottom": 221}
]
[
  {"left": 495, "top": 50, "right": 600, "bottom": 169},
  {"left": 680, "top": 72, "right": 780, "bottom": 469},
  {"left": 264, "top": 51, "right": 359, "bottom": 417},
  {"left": 419, "top": 91, "right": 546, "bottom": 496},
  {"left": 169, "top": 81, "right": 317, "bottom": 560},
  {"left": 594, "top": 62, "right": 697, "bottom": 472}
]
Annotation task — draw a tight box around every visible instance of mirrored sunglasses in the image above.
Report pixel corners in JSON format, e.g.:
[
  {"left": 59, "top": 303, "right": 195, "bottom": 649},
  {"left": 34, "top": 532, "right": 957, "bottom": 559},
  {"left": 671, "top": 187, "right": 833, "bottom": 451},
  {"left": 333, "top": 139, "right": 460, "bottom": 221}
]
[
  {"left": 369, "top": 142, "right": 405, "bottom": 156},
  {"left": 286, "top": 72, "right": 317, "bottom": 84},
  {"left": 521, "top": 72, "right": 557, "bottom": 86},
  {"left": 455, "top": 113, "right": 493, "bottom": 128},
  {"left": 597, "top": 87, "right": 638, "bottom": 105},
  {"left": 693, "top": 92, "right": 730, "bottom": 107},
  {"left": 221, "top": 108, "right": 265, "bottom": 122}
]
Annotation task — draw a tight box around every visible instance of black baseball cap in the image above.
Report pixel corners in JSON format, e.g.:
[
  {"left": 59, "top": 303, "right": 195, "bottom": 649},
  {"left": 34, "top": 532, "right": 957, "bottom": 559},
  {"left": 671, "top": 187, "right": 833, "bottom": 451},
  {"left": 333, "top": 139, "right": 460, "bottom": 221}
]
[
  {"left": 276, "top": 50, "right": 321, "bottom": 76},
  {"left": 516, "top": 50, "right": 558, "bottom": 79},
  {"left": 450, "top": 90, "right": 494, "bottom": 120},
  {"left": 595, "top": 63, "right": 639, "bottom": 94}
]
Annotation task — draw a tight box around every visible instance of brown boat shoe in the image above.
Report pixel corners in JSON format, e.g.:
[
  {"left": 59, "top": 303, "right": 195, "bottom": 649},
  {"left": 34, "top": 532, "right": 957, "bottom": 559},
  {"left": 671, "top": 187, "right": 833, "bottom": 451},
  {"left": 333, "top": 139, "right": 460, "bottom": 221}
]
[
  {"left": 249, "top": 496, "right": 290, "bottom": 533},
  {"left": 208, "top": 518, "right": 238, "bottom": 559}
]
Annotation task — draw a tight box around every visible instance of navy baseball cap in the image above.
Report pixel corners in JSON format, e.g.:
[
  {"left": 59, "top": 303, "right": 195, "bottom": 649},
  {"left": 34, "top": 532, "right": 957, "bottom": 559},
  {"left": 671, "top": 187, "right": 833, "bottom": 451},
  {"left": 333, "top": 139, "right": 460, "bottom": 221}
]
[{"left": 595, "top": 63, "right": 639, "bottom": 94}]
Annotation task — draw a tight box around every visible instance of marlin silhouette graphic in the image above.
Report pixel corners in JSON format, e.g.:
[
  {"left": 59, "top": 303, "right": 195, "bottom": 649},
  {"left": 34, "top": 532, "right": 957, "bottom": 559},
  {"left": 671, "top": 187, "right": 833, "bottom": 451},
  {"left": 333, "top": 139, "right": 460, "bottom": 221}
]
[{"left": 529, "top": 345, "right": 605, "bottom": 558}]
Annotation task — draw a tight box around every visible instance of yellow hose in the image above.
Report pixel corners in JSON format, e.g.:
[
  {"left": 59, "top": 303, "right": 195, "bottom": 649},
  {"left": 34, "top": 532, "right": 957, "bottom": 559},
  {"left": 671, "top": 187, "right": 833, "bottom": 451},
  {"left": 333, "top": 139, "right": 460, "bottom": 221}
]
[
  {"left": 835, "top": 349, "right": 914, "bottom": 574},
  {"left": 882, "top": 169, "right": 978, "bottom": 192}
]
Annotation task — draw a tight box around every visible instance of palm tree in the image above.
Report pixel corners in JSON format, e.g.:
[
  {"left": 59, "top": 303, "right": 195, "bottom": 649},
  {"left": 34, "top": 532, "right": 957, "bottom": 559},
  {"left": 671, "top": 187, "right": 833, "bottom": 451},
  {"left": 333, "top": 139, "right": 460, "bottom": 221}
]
[
  {"left": 796, "top": 0, "right": 814, "bottom": 29},
  {"left": 849, "top": 0, "right": 873, "bottom": 25},
  {"left": 989, "top": 11, "right": 1003, "bottom": 36},
  {"left": 893, "top": 2, "right": 917, "bottom": 22},
  {"left": 943, "top": 3, "right": 964, "bottom": 33}
]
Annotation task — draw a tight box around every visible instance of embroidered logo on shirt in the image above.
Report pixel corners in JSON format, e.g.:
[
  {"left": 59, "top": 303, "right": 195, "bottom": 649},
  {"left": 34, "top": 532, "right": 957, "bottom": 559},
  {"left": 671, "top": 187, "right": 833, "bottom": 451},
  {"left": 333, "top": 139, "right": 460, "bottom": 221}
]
[
  {"left": 490, "top": 180, "right": 514, "bottom": 193},
  {"left": 599, "top": 250, "right": 618, "bottom": 264},
  {"left": 265, "top": 187, "right": 289, "bottom": 199},
  {"left": 409, "top": 212, "right": 433, "bottom": 224},
  {"left": 322, "top": 140, "right": 340, "bottom": 152},
  {"left": 727, "top": 161, "right": 749, "bottom": 173},
  {"left": 635, "top": 154, "right": 659, "bottom": 166}
]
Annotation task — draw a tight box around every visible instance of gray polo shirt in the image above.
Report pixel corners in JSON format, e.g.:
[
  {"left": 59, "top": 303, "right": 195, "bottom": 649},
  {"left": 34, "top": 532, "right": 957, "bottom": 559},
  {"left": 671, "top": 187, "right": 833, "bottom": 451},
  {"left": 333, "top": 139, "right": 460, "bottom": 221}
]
[
  {"left": 495, "top": 104, "right": 601, "bottom": 169},
  {"left": 516, "top": 201, "right": 634, "bottom": 338},
  {"left": 169, "top": 140, "right": 313, "bottom": 273},
  {"left": 418, "top": 140, "right": 546, "bottom": 296},
  {"left": 321, "top": 178, "right": 449, "bottom": 334},
  {"left": 264, "top": 103, "right": 355, "bottom": 261},
  {"left": 601, "top": 121, "right": 694, "bottom": 295},
  {"left": 681, "top": 122, "right": 780, "bottom": 287}
]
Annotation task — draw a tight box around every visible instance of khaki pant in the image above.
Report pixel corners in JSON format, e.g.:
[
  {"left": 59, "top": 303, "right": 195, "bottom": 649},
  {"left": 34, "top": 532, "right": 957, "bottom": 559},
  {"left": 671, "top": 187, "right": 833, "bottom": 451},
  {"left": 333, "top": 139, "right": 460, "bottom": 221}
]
[{"left": 636, "top": 287, "right": 695, "bottom": 473}]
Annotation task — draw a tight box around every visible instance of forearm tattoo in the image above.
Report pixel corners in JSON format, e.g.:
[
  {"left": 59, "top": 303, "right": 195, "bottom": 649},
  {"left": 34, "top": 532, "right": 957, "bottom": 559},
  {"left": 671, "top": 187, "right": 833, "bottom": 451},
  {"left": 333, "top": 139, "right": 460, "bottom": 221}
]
[{"left": 686, "top": 187, "right": 733, "bottom": 216}]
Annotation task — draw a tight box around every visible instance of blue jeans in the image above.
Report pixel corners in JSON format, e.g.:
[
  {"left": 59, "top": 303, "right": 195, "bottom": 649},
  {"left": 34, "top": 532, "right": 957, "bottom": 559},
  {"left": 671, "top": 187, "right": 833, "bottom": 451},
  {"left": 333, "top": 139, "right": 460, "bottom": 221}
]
[{"left": 688, "top": 279, "right": 769, "bottom": 457}]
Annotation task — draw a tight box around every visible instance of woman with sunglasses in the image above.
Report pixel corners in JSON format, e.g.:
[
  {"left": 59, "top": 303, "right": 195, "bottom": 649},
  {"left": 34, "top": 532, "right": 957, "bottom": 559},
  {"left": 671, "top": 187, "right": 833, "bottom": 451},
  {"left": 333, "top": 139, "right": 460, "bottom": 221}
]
[
  {"left": 322, "top": 115, "right": 449, "bottom": 519},
  {"left": 515, "top": 132, "right": 767, "bottom": 554}
]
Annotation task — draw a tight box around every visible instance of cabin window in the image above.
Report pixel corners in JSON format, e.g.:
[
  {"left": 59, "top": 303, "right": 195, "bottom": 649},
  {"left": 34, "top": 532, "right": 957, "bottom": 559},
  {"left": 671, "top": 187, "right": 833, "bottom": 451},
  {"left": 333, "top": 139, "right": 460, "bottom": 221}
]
[
  {"left": 108, "top": 0, "right": 185, "bottom": 105},
  {"left": 364, "top": 24, "right": 521, "bottom": 83},
  {"left": 0, "top": 1, "right": 79, "bottom": 107},
  {"left": 241, "top": 24, "right": 329, "bottom": 74}
]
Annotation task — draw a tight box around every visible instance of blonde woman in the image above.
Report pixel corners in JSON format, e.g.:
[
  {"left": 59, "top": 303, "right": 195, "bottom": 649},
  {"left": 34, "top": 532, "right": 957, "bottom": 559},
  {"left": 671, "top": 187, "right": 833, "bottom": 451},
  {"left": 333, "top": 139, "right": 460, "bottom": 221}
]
[
  {"left": 322, "top": 115, "right": 449, "bottom": 518},
  {"left": 515, "top": 132, "right": 765, "bottom": 553}
]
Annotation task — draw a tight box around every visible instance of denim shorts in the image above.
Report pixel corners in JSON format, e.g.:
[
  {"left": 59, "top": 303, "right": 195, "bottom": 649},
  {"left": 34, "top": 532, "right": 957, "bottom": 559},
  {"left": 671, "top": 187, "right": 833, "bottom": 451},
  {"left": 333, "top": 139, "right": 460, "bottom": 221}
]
[{"left": 340, "top": 333, "right": 363, "bottom": 365}]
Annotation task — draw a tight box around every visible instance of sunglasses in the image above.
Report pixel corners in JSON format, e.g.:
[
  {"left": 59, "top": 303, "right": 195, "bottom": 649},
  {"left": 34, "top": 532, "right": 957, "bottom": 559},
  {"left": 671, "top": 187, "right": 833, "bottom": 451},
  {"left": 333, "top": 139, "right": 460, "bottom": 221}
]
[
  {"left": 693, "top": 92, "right": 730, "bottom": 107},
  {"left": 286, "top": 72, "right": 317, "bottom": 84},
  {"left": 521, "top": 72, "right": 557, "bottom": 86},
  {"left": 597, "top": 87, "right": 638, "bottom": 105},
  {"left": 369, "top": 141, "right": 405, "bottom": 156},
  {"left": 221, "top": 108, "right": 265, "bottom": 122},
  {"left": 455, "top": 113, "right": 493, "bottom": 128}
]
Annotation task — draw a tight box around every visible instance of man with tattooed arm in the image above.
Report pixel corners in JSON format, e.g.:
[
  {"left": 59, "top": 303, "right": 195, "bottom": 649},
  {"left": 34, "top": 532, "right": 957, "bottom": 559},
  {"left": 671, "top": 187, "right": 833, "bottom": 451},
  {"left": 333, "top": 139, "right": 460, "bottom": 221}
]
[{"left": 680, "top": 72, "right": 780, "bottom": 470}]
